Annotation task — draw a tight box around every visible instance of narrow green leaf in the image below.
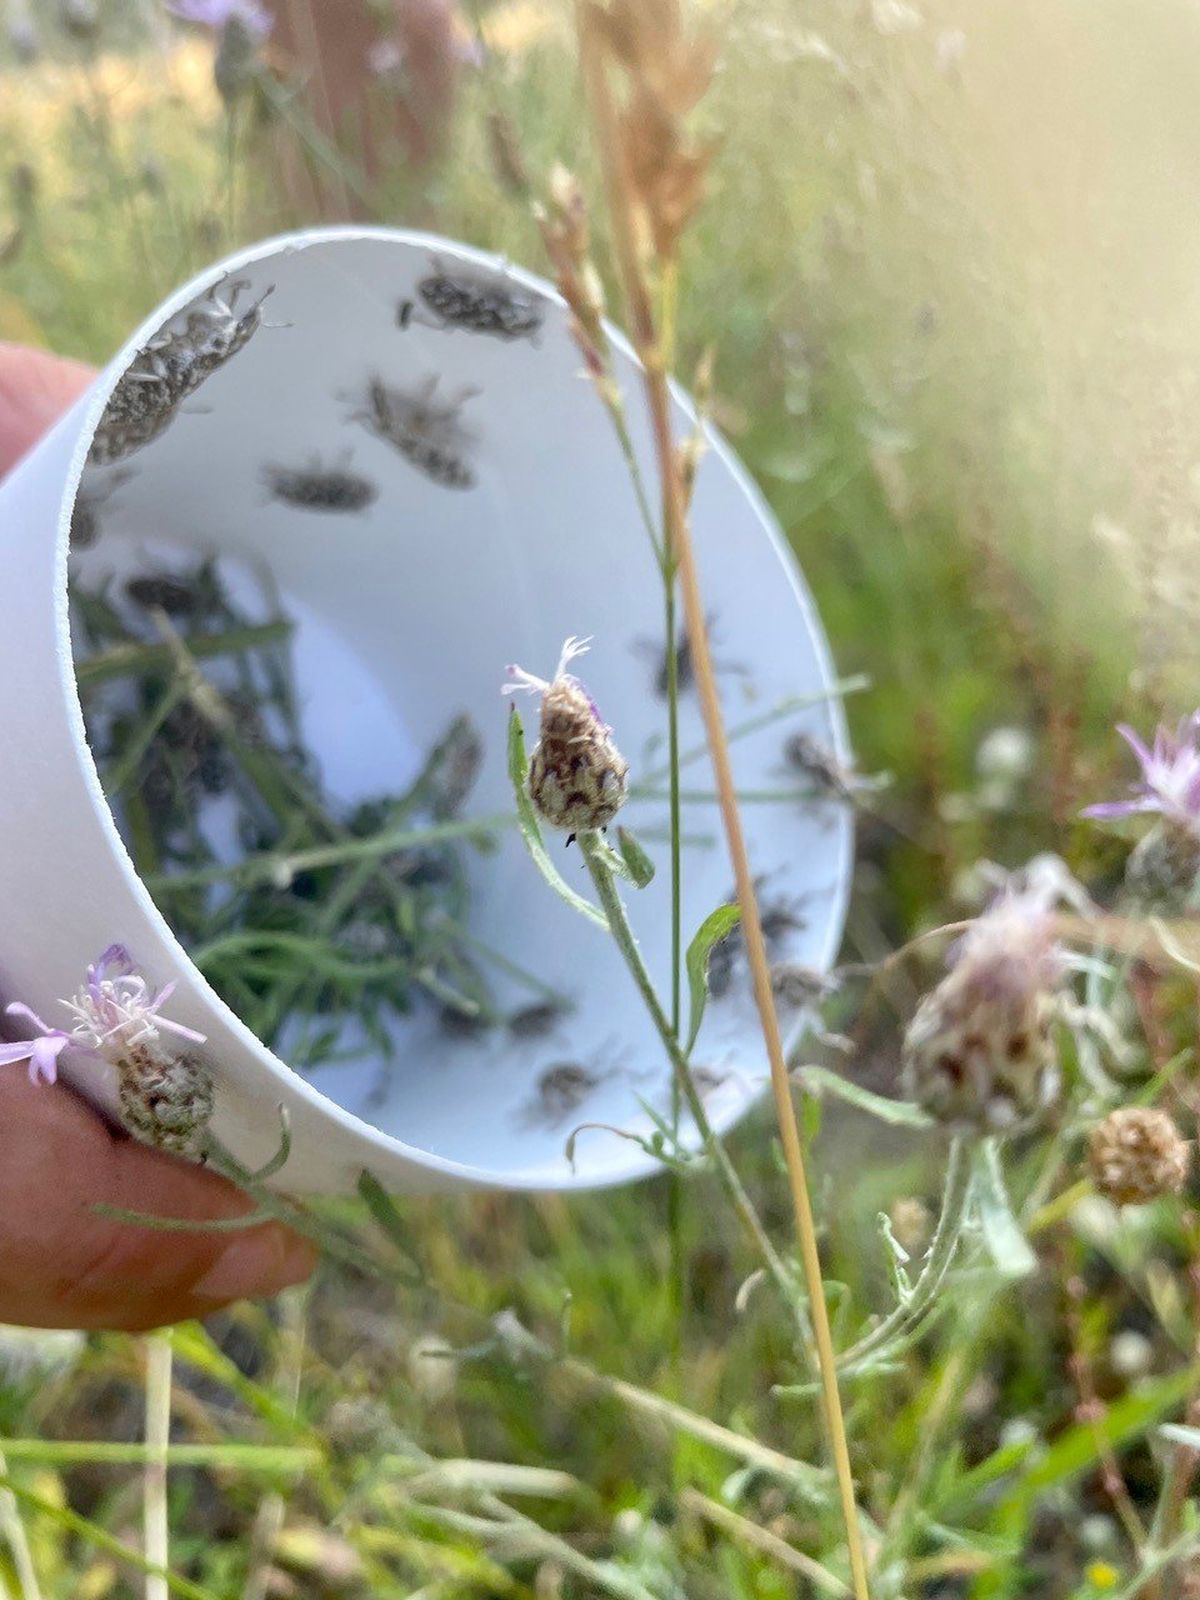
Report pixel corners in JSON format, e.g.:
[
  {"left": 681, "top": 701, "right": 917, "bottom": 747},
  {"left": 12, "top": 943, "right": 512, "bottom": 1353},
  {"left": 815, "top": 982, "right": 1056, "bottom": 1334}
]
[
  {"left": 684, "top": 904, "right": 741, "bottom": 1054},
  {"left": 617, "top": 827, "right": 656, "bottom": 888},
  {"left": 877, "top": 1211, "right": 914, "bottom": 1305},
  {"left": 507, "top": 709, "right": 607, "bottom": 931},
  {"left": 993, "top": 1365, "right": 1200, "bottom": 1514},
  {"left": 357, "top": 1170, "right": 424, "bottom": 1280},
  {"left": 972, "top": 1141, "right": 1036, "bottom": 1280},
  {"left": 0, "top": 1474, "right": 219, "bottom": 1600},
  {"left": 0, "top": 1440, "right": 319, "bottom": 1471},
  {"left": 793, "top": 1065, "right": 934, "bottom": 1128}
]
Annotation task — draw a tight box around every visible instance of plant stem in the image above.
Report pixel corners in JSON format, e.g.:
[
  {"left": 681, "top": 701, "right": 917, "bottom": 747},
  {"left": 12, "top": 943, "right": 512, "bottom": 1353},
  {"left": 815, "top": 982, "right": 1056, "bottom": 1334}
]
[
  {"left": 579, "top": 834, "right": 811, "bottom": 1347},
  {"left": 0, "top": 1450, "right": 41, "bottom": 1600},
  {"left": 837, "top": 1136, "right": 972, "bottom": 1375},
  {"left": 681, "top": 1488, "right": 851, "bottom": 1596},
  {"left": 146, "top": 814, "right": 511, "bottom": 893},
  {"left": 76, "top": 621, "right": 293, "bottom": 687},
  {"left": 144, "top": 1333, "right": 172, "bottom": 1600},
  {"left": 575, "top": 15, "right": 870, "bottom": 1594}
]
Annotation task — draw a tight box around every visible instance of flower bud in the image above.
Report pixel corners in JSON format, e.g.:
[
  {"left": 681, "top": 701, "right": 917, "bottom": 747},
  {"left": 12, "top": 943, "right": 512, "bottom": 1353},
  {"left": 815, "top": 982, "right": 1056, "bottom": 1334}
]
[
  {"left": 1088, "top": 1106, "right": 1190, "bottom": 1206},
  {"left": 889, "top": 1196, "right": 932, "bottom": 1255},
  {"left": 902, "top": 886, "right": 1063, "bottom": 1132},
  {"left": 1124, "top": 821, "right": 1200, "bottom": 908},
  {"left": 506, "top": 637, "right": 628, "bottom": 838},
  {"left": 118, "top": 1044, "right": 215, "bottom": 1161}
]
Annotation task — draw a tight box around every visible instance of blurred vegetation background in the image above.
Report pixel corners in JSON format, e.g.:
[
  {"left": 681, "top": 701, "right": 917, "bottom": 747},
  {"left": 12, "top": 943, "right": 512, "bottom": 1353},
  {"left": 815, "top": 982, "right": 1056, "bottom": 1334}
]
[{"left": 2, "top": 1, "right": 1199, "bottom": 1595}]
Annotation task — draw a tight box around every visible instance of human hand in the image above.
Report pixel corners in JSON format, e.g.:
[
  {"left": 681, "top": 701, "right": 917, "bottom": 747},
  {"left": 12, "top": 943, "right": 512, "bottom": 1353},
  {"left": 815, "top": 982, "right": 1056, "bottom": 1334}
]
[{"left": 0, "top": 342, "right": 316, "bottom": 1331}]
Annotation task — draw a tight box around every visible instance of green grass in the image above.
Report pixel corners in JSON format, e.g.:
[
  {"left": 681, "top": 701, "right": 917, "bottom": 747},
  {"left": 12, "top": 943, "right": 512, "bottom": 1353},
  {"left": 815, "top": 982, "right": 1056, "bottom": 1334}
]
[{"left": 0, "top": 3, "right": 1197, "bottom": 1597}]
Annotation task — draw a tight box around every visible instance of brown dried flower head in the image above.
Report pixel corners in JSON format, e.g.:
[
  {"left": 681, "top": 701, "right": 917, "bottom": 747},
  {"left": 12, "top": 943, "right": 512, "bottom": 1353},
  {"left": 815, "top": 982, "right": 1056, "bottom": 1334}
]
[
  {"left": 1088, "top": 1106, "right": 1190, "bottom": 1206},
  {"left": 902, "top": 885, "right": 1065, "bottom": 1132},
  {"left": 506, "top": 637, "right": 629, "bottom": 838}
]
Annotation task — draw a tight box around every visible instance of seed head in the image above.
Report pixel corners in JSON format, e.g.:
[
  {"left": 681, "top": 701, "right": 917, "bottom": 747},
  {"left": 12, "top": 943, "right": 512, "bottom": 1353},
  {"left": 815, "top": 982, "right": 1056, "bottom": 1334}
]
[
  {"left": 1123, "top": 821, "right": 1200, "bottom": 908},
  {"left": 889, "top": 1196, "right": 932, "bottom": 1255},
  {"left": 505, "top": 638, "right": 629, "bottom": 836},
  {"left": 902, "top": 884, "right": 1065, "bottom": 1132},
  {"left": 118, "top": 1043, "right": 215, "bottom": 1161},
  {"left": 1088, "top": 1107, "right": 1190, "bottom": 1207}
]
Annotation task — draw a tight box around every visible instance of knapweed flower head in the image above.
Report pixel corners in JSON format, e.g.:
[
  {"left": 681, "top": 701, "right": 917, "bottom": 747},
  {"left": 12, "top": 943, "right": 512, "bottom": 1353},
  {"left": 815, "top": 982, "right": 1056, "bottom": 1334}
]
[
  {"left": 3, "top": 946, "right": 214, "bottom": 1157},
  {"left": 1084, "top": 715, "right": 1200, "bottom": 831},
  {"left": 62, "top": 944, "right": 207, "bottom": 1061},
  {"left": 0, "top": 945, "right": 205, "bottom": 1087},
  {"left": 118, "top": 1045, "right": 215, "bottom": 1160},
  {"left": 1088, "top": 1106, "right": 1190, "bottom": 1207},
  {"left": 505, "top": 637, "right": 629, "bottom": 838},
  {"left": 1084, "top": 716, "right": 1200, "bottom": 903},
  {"left": 166, "top": 0, "right": 272, "bottom": 36},
  {"left": 902, "top": 874, "right": 1068, "bottom": 1133}
]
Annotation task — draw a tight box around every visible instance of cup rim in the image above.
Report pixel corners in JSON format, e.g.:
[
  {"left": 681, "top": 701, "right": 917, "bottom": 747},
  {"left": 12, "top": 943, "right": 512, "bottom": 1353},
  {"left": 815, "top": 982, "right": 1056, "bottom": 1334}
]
[{"left": 54, "top": 224, "right": 854, "bottom": 1191}]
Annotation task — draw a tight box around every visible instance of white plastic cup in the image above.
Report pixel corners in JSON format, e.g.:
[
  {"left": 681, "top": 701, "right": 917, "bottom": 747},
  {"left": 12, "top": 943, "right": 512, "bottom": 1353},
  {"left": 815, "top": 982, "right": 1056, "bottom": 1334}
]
[{"left": 0, "top": 227, "right": 852, "bottom": 1194}]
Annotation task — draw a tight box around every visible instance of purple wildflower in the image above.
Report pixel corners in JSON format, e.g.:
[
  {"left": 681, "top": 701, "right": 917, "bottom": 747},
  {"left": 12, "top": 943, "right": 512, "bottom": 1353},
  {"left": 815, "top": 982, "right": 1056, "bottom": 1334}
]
[
  {"left": 0, "top": 945, "right": 206, "bottom": 1088},
  {"left": 166, "top": 0, "right": 272, "bottom": 38},
  {"left": 64, "top": 943, "right": 207, "bottom": 1056},
  {"left": 1083, "top": 715, "right": 1200, "bottom": 830}
]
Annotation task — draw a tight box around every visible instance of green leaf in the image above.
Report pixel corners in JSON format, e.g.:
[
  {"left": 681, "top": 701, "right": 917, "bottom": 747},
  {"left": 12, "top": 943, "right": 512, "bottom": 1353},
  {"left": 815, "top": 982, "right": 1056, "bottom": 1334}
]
[
  {"left": 877, "top": 1210, "right": 914, "bottom": 1305},
  {"left": 793, "top": 1065, "right": 935, "bottom": 1128},
  {"left": 617, "top": 826, "right": 656, "bottom": 887},
  {"left": 684, "top": 903, "right": 742, "bottom": 1053},
  {"left": 507, "top": 708, "right": 607, "bottom": 931},
  {"left": 992, "top": 1364, "right": 1200, "bottom": 1515},
  {"left": 972, "top": 1140, "right": 1036, "bottom": 1280},
  {"left": 0, "top": 1475, "right": 219, "bottom": 1600},
  {"left": 0, "top": 1439, "right": 319, "bottom": 1471},
  {"left": 357, "top": 1170, "right": 424, "bottom": 1281}
]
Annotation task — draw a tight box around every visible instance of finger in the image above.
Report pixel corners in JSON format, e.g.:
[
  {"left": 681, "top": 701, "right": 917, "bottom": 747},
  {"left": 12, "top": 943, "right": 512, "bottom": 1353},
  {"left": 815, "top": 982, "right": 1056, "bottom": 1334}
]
[
  {"left": 0, "top": 1069, "right": 315, "bottom": 1331},
  {"left": 0, "top": 342, "right": 94, "bottom": 478}
]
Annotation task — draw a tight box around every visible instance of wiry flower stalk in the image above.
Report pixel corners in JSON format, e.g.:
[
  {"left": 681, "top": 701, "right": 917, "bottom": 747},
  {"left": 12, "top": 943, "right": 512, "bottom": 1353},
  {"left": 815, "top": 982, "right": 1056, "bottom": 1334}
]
[{"left": 573, "top": 7, "right": 871, "bottom": 1595}]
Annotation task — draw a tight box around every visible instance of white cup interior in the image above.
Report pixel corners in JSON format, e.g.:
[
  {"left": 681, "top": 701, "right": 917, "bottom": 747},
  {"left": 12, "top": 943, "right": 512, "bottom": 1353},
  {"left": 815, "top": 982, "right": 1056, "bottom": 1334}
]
[{"left": 65, "top": 228, "right": 853, "bottom": 1190}]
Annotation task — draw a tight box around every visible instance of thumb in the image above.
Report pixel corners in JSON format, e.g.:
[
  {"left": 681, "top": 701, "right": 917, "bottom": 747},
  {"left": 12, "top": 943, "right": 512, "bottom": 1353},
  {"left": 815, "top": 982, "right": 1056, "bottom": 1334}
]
[
  {"left": 0, "top": 342, "right": 94, "bottom": 478},
  {"left": 0, "top": 1068, "right": 315, "bottom": 1331}
]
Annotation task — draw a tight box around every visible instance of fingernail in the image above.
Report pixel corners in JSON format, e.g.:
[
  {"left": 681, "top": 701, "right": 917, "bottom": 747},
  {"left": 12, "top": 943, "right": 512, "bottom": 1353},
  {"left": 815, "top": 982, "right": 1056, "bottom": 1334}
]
[{"left": 192, "top": 1228, "right": 316, "bottom": 1302}]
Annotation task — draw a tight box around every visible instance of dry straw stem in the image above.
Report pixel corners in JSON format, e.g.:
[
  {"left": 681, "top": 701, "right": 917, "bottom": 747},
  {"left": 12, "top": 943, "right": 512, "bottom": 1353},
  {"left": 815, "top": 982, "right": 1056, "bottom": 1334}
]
[
  {"left": 574, "top": 6, "right": 871, "bottom": 1596},
  {"left": 143, "top": 1333, "right": 172, "bottom": 1600}
]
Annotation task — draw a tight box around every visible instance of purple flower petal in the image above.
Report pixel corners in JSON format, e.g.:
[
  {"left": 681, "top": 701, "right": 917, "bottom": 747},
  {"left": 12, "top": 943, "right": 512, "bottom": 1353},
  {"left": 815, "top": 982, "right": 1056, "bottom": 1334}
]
[
  {"left": 1081, "top": 799, "right": 1152, "bottom": 820},
  {"left": 28, "top": 1035, "right": 69, "bottom": 1085},
  {"left": 167, "top": 0, "right": 272, "bottom": 38},
  {"left": 1115, "top": 723, "right": 1155, "bottom": 776},
  {"left": 5, "top": 1000, "right": 54, "bottom": 1033}
]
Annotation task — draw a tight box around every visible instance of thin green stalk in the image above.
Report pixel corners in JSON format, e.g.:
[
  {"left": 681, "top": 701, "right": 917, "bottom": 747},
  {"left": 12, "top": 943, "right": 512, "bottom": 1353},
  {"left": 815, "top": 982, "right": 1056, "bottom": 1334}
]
[
  {"left": 0, "top": 1477, "right": 215, "bottom": 1600},
  {"left": 0, "top": 1441, "right": 316, "bottom": 1470},
  {"left": 105, "top": 678, "right": 190, "bottom": 797},
  {"left": 637, "top": 676, "right": 871, "bottom": 786},
  {"left": 663, "top": 569, "right": 686, "bottom": 1378},
  {"left": 146, "top": 814, "right": 511, "bottom": 892},
  {"left": 76, "top": 621, "right": 293, "bottom": 687},
  {"left": 682, "top": 1488, "right": 850, "bottom": 1596},
  {"left": 578, "top": 833, "right": 812, "bottom": 1350},
  {"left": 0, "top": 1450, "right": 40, "bottom": 1600},
  {"left": 836, "top": 1137, "right": 973, "bottom": 1375}
]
